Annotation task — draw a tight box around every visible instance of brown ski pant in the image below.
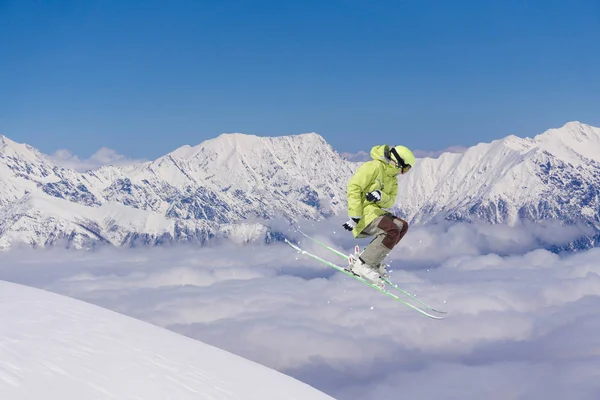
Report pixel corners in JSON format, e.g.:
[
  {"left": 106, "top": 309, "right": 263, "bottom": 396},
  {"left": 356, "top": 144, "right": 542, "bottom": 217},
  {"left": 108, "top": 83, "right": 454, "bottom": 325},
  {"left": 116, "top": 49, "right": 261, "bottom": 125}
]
[{"left": 356, "top": 214, "right": 408, "bottom": 267}]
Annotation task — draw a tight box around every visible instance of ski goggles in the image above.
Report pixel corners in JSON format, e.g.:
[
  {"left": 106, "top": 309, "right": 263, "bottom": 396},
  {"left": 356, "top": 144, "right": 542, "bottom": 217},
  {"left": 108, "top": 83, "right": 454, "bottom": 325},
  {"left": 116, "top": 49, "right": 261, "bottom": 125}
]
[{"left": 390, "top": 148, "right": 412, "bottom": 174}]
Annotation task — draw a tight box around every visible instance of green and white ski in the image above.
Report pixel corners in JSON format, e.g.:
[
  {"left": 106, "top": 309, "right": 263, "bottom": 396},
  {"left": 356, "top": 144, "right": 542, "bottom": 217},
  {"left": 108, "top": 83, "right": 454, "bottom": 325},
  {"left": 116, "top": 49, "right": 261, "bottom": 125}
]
[
  {"left": 284, "top": 237, "right": 445, "bottom": 320},
  {"left": 296, "top": 229, "right": 447, "bottom": 315}
]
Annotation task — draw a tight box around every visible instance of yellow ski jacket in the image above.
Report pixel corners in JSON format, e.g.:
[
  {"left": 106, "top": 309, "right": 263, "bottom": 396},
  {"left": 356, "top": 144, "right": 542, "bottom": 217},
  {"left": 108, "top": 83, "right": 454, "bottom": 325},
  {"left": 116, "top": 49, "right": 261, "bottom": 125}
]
[{"left": 347, "top": 145, "right": 399, "bottom": 237}]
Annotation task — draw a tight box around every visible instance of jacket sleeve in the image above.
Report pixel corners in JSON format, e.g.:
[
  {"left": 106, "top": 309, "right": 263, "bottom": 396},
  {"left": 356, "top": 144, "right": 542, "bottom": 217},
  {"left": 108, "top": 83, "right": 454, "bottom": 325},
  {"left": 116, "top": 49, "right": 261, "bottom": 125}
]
[
  {"left": 347, "top": 162, "right": 378, "bottom": 218},
  {"left": 379, "top": 180, "right": 397, "bottom": 208}
]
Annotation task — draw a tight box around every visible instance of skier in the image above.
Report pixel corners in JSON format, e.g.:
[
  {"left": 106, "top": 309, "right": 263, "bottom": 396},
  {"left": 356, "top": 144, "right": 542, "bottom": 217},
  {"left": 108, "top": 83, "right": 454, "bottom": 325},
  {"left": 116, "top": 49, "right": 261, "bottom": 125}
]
[{"left": 341, "top": 144, "right": 415, "bottom": 287}]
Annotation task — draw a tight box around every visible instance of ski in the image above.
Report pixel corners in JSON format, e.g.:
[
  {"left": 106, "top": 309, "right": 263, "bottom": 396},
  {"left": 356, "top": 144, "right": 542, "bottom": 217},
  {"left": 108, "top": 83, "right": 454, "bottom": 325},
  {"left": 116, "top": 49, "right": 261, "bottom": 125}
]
[
  {"left": 295, "top": 229, "right": 447, "bottom": 315},
  {"left": 284, "top": 238, "right": 444, "bottom": 319}
]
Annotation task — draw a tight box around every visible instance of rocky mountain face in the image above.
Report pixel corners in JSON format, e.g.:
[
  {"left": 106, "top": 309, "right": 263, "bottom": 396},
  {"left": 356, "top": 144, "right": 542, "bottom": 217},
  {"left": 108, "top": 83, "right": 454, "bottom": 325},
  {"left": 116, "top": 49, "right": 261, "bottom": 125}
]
[
  {"left": 394, "top": 122, "right": 600, "bottom": 240},
  {"left": 0, "top": 133, "right": 353, "bottom": 248}
]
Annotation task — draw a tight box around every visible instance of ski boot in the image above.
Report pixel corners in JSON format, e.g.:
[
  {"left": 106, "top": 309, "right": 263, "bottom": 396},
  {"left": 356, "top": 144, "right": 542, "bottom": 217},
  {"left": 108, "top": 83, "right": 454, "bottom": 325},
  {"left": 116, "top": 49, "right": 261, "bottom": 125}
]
[
  {"left": 347, "top": 254, "right": 385, "bottom": 289},
  {"left": 375, "top": 263, "right": 390, "bottom": 280},
  {"left": 349, "top": 245, "right": 389, "bottom": 282}
]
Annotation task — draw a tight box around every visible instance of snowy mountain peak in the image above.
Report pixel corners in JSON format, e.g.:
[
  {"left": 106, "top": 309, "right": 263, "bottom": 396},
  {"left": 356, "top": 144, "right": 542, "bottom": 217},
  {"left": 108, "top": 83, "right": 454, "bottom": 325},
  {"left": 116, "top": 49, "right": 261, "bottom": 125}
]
[
  {"left": 168, "top": 132, "right": 327, "bottom": 161},
  {"left": 497, "top": 134, "right": 532, "bottom": 152},
  {"left": 537, "top": 121, "right": 598, "bottom": 138},
  {"left": 0, "top": 134, "right": 24, "bottom": 151},
  {"left": 0, "top": 135, "right": 43, "bottom": 161},
  {"left": 532, "top": 121, "right": 600, "bottom": 164}
]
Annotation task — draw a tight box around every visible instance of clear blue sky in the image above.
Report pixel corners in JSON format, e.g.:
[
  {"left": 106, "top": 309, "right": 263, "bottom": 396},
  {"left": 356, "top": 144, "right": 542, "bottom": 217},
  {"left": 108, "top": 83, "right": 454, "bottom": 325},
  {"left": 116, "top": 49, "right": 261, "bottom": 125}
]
[{"left": 1, "top": 0, "right": 599, "bottom": 159}]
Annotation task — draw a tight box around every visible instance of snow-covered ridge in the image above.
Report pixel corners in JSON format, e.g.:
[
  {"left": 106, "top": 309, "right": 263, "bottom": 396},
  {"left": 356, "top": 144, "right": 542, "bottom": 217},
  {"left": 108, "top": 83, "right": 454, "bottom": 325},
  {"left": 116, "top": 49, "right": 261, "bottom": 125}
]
[
  {"left": 0, "top": 280, "right": 336, "bottom": 400},
  {"left": 0, "top": 132, "right": 353, "bottom": 248},
  {"left": 1, "top": 122, "right": 600, "bottom": 249},
  {"left": 395, "top": 122, "right": 600, "bottom": 237}
]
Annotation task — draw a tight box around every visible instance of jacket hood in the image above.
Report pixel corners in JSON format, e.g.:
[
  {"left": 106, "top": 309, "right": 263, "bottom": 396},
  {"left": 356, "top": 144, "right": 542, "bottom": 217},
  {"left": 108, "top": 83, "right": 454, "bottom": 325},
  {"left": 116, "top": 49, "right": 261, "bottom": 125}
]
[
  {"left": 370, "top": 145, "right": 399, "bottom": 176},
  {"left": 369, "top": 145, "right": 389, "bottom": 162}
]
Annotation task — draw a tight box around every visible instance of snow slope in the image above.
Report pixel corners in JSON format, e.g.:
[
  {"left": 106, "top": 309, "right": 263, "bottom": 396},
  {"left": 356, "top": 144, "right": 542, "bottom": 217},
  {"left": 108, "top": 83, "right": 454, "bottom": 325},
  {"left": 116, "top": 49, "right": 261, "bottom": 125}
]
[{"left": 0, "top": 280, "right": 336, "bottom": 400}]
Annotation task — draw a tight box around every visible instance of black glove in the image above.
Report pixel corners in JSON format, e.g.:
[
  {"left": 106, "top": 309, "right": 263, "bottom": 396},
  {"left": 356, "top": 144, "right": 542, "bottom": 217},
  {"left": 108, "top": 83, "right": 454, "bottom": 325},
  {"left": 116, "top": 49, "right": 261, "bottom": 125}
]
[
  {"left": 342, "top": 217, "right": 361, "bottom": 231},
  {"left": 366, "top": 190, "right": 382, "bottom": 202}
]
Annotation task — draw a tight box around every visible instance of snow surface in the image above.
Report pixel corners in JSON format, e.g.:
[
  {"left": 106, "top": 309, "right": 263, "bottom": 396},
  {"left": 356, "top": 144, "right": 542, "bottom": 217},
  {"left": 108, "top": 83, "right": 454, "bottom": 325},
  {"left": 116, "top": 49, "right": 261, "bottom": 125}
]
[{"left": 0, "top": 280, "right": 335, "bottom": 400}]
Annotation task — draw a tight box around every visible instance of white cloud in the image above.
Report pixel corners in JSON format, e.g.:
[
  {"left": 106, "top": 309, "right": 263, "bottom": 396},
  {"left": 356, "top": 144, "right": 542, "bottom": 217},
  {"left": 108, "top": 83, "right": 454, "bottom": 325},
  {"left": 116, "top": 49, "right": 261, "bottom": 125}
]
[
  {"left": 341, "top": 146, "right": 468, "bottom": 163},
  {"left": 412, "top": 145, "right": 468, "bottom": 158},
  {"left": 1, "top": 220, "right": 600, "bottom": 399},
  {"left": 339, "top": 151, "right": 370, "bottom": 162},
  {"left": 49, "top": 147, "right": 147, "bottom": 171}
]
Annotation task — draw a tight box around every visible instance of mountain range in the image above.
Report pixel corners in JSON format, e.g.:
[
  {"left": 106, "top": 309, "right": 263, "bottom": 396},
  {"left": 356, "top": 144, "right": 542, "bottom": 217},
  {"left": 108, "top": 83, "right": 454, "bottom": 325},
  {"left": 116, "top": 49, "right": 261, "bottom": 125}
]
[{"left": 1, "top": 121, "right": 599, "bottom": 249}]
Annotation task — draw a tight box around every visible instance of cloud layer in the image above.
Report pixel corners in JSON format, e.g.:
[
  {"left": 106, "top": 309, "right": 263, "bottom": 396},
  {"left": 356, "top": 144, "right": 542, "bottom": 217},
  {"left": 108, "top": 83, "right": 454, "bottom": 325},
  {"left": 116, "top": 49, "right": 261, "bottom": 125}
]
[
  {"left": 341, "top": 146, "right": 468, "bottom": 163},
  {"left": 49, "top": 147, "right": 146, "bottom": 171},
  {"left": 1, "top": 219, "right": 600, "bottom": 399}
]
